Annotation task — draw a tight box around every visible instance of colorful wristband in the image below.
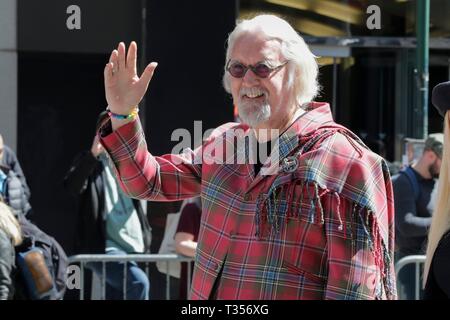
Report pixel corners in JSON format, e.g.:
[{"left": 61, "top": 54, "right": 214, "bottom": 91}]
[{"left": 106, "top": 107, "right": 139, "bottom": 120}]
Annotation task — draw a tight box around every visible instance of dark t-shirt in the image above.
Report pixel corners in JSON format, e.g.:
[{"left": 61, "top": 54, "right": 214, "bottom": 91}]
[
  {"left": 175, "top": 199, "right": 201, "bottom": 299},
  {"left": 254, "top": 140, "right": 273, "bottom": 176},
  {"left": 393, "top": 166, "right": 435, "bottom": 255}
]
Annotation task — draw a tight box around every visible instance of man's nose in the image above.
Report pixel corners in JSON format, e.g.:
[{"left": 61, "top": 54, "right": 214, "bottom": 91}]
[{"left": 242, "top": 68, "right": 260, "bottom": 86}]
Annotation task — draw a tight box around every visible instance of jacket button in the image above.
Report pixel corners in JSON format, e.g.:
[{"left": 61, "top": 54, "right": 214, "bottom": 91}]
[
  {"left": 215, "top": 263, "right": 221, "bottom": 272},
  {"left": 244, "top": 194, "right": 253, "bottom": 201}
]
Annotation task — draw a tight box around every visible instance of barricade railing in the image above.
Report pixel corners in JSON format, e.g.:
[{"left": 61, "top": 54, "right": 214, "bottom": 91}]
[
  {"left": 394, "top": 255, "right": 426, "bottom": 300},
  {"left": 68, "top": 254, "right": 194, "bottom": 300}
]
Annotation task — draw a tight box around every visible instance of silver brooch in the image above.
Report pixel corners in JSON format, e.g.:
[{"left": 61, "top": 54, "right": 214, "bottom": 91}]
[{"left": 281, "top": 156, "right": 298, "bottom": 173}]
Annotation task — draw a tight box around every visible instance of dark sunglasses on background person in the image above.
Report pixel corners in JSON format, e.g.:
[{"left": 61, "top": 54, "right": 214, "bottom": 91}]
[{"left": 226, "top": 60, "right": 288, "bottom": 78}]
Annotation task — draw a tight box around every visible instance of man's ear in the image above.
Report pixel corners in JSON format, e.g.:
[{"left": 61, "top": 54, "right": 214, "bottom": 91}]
[{"left": 424, "top": 149, "right": 437, "bottom": 161}]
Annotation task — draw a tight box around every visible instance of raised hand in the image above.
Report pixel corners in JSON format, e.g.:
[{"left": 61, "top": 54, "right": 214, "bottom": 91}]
[{"left": 104, "top": 41, "right": 157, "bottom": 115}]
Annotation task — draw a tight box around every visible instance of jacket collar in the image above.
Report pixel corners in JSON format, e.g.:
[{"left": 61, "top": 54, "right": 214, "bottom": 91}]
[{"left": 260, "top": 102, "right": 336, "bottom": 176}]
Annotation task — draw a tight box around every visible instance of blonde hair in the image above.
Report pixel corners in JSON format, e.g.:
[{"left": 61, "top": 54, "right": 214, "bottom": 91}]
[
  {"left": 0, "top": 201, "right": 22, "bottom": 246},
  {"left": 424, "top": 111, "right": 450, "bottom": 285},
  {"left": 223, "top": 15, "right": 320, "bottom": 107}
]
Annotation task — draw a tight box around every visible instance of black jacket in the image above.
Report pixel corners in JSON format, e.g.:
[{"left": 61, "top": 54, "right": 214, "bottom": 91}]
[
  {"left": 393, "top": 167, "right": 434, "bottom": 255},
  {"left": 0, "top": 145, "right": 30, "bottom": 201},
  {"left": 0, "top": 166, "right": 32, "bottom": 218},
  {"left": 63, "top": 151, "right": 151, "bottom": 254}
]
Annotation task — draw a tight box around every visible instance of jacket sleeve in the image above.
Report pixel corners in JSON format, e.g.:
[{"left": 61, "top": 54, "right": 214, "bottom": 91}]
[
  {"left": 99, "top": 117, "right": 227, "bottom": 201},
  {"left": 323, "top": 193, "right": 398, "bottom": 300},
  {"left": 322, "top": 158, "right": 396, "bottom": 300},
  {"left": 63, "top": 150, "right": 99, "bottom": 195},
  {"left": 0, "top": 231, "right": 14, "bottom": 300},
  {"left": 3, "top": 145, "right": 31, "bottom": 201},
  {"left": 322, "top": 195, "right": 384, "bottom": 299},
  {"left": 393, "top": 175, "right": 431, "bottom": 237}
]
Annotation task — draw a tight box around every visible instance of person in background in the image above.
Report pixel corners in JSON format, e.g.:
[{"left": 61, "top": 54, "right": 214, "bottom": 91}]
[
  {"left": 0, "top": 200, "right": 22, "bottom": 300},
  {"left": 0, "top": 159, "right": 32, "bottom": 218},
  {"left": 174, "top": 197, "right": 201, "bottom": 299},
  {"left": 64, "top": 111, "right": 151, "bottom": 300},
  {"left": 0, "top": 134, "right": 31, "bottom": 202},
  {"left": 393, "top": 133, "right": 443, "bottom": 299},
  {"left": 424, "top": 80, "right": 450, "bottom": 299}
]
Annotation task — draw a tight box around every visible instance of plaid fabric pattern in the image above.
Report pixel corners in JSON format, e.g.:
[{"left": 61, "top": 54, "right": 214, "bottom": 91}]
[{"left": 100, "top": 102, "right": 397, "bottom": 300}]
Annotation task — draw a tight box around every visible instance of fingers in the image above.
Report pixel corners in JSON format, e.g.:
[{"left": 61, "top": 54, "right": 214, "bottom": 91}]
[
  {"left": 117, "top": 42, "right": 126, "bottom": 71},
  {"left": 104, "top": 62, "right": 113, "bottom": 83},
  {"left": 105, "top": 43, "right": 157, "bottom": 101},
  {"left": 109, "top": 49, "right": 118, "bottom": 63},
  {"left": 105, "top": 49, "right": 118, "bottom": 81},
  {"left": 139, "top": 62, "right": 158, "bottom": 91},
  {"left": 111, "top": 42, "right": 136, "bottom": 74},
  {"left": 126, "top": 41, "right": 137, "bottom": 74}
]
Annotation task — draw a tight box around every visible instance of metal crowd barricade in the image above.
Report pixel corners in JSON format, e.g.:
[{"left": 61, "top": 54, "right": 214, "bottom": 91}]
[
  {"left": 394, "top": 255, "right": 426, "bottom": 300},
  {"left": 68, "top": 254, "right": 194, "bottom": 300}
]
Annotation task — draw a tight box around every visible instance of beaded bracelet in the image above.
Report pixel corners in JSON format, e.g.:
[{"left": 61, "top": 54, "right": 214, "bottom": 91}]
[{"left": 106, "top": 107, "right": 139, "bottom": 120}]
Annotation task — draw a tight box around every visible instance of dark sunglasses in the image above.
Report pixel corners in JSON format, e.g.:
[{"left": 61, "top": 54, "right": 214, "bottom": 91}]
[{"left": 226, "top": 60, "right": 288, "bottom": 78}]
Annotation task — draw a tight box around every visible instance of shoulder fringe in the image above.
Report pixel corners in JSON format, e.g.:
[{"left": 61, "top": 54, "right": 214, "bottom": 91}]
[{"left": 255, "top": 179, "right": 396, "bottom": 300}]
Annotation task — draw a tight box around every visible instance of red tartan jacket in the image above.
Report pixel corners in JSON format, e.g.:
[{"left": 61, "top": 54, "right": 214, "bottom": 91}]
[{"left": 100, "top": 102, "right": 397, "bottom": 300}]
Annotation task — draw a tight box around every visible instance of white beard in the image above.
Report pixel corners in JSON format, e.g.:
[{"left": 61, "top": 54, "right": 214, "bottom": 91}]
[{"left": 237, "top": 99, "right": 271, "bottom": 128}]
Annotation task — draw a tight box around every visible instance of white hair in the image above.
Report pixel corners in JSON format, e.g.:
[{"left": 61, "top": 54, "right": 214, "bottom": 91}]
[
  {"left": 223, "top": 14, "right": 320, "bottom": 107},
  {"left": 0, "top": 201, "right": 22, "bottom": 246}
]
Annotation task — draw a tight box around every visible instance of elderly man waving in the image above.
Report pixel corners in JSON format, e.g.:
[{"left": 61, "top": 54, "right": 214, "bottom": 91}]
[{"left": 98, "top": 15, "right": 396, "bottom": 300}]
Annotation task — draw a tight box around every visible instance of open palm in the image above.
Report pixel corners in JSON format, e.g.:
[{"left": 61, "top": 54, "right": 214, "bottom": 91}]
[{"left": 104, "top": 41, "right": 157, "bottom": 114}]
